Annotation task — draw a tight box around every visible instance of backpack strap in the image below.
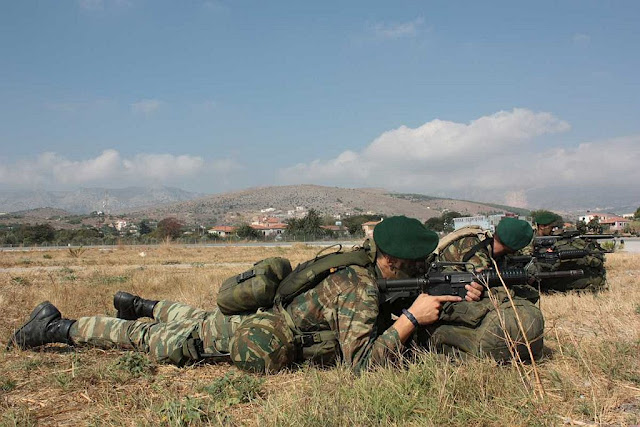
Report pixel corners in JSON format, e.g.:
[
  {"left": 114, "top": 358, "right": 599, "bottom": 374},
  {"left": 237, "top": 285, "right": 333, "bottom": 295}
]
[
  {"left": 462, "top": 238, "right": 493, "bottom": 262},
  {"left": 275, "top": 248, "right": 373, "bottom": 306}
]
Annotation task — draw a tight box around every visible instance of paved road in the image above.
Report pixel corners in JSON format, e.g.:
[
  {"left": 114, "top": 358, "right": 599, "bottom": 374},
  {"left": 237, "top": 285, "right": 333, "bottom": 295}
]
[
  {"left": 0, "top": 241, "right": 361, "bottom": 252},
  {"left": 620, "top": 238, "right": 640, "bottom": 253}
]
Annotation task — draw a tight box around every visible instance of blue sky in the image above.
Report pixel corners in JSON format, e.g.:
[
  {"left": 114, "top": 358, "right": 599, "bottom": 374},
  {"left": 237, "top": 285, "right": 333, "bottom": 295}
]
[{"left": 1, "top": 1, "right": 639, "bottom": 208}]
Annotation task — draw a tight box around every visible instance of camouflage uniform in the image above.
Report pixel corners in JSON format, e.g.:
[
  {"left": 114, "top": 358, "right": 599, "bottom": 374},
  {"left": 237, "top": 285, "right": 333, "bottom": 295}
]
[
  {"left": 418, "top": 233, "right": 545, "bottom": 361},
  {"left": 70, "top": 264, "right": 403, "bottom": 372},
  {"left": 526, "top": 236, "right": 607, "bottom": 292}
]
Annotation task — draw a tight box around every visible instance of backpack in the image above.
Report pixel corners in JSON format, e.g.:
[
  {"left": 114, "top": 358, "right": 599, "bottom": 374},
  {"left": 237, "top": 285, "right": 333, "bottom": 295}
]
[
  {"left": 429, "top": 226, "right": 492, "bottom": 266},
  {"left": 433, "top": 226, "right": 490, "bottom": 257},
  {"left": 217, "top": 257, "right": 293, "bottom": 315},
  {"left": 216, "top": 246, "right": 374, "bottom": 315}
]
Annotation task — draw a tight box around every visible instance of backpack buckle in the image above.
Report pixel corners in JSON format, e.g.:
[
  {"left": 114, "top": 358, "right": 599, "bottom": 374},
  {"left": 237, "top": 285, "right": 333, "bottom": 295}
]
[
  {"left": 298, "top": 333, "right": 321, "bottom": 347},
  {"left": 236, "top": 269, "right": 256, "bottom": 283}
]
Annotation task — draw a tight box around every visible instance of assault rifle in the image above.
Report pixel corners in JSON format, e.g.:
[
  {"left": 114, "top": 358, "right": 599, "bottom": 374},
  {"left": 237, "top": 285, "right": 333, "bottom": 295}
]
[
  {"left": 535, "top": 232, "right": 614, "bottom": 248},
  {"left": 508, "top": 249, "right": 596, "bottom": 265},
  {"left": 377, "top": 262, "right": 584, "bottom": 303}
]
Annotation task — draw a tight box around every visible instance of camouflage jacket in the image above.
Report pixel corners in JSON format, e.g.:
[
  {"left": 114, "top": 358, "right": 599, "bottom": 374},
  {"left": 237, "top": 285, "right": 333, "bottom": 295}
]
[
  {"left": 436, "top": 232, "right": 539, "bottom": 302},
  {"left": 285, "top": 263, "right": 403, "bottom": 373}
]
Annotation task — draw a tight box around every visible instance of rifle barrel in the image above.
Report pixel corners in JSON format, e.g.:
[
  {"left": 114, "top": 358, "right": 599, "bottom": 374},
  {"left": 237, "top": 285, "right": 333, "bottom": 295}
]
[{"left": 536, "top": 269, "right": 584, "bottom": 279}]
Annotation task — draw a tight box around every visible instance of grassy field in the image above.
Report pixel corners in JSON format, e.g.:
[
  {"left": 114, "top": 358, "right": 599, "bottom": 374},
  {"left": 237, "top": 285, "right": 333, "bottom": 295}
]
[{"left": 1, "top": 245, "right": 639, "bottom": 426}]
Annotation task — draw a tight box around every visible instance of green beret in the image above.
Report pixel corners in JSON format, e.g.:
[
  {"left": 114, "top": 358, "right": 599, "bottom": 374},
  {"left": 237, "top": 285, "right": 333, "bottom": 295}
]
[
  {"left": 373, "top": 216, "right": 439, "bottom": 260},
  {"left": 495, "top": 217, "right": 534, "bottom": 251},
  {"left": 534, "top": 212, "right": 557, "bottom": 225}
]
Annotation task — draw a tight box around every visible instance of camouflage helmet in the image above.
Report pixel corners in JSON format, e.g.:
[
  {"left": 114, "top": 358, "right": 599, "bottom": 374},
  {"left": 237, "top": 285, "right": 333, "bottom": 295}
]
[{"left": 230, "top": 310, "right": 295, "bottom": 373}]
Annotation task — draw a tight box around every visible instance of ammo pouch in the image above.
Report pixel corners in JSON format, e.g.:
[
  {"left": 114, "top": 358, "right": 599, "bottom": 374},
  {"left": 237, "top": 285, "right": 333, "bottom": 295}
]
[
  {"left": 217, "top": 257, "right": 293, "bottom": 315},
  {"left": 168, "top": 329, "right": 230, "bottom": 367}
]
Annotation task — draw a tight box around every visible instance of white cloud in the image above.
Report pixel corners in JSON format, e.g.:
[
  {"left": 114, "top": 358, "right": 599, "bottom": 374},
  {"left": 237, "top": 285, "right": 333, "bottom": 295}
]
[
  {"left": 0, "top": 150, "right": 210, "bottom": 188},
  {"left": 122, "top": 154, "right": 205, "bottom": 180},
  {"left": 277, "top": 109, "right": 640, "bottom": 205},
  {"left": 373, "top": 17, "right": 424, "bottom": 39},
  {"left": 131, "top": 99, "right": 163, "bottom": 116}
]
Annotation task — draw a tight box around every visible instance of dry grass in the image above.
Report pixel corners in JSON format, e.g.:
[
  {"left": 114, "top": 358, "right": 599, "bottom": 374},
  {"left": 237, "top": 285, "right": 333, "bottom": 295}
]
[{"left": 1, "top": 246, "right": 639, "bottom": 426}]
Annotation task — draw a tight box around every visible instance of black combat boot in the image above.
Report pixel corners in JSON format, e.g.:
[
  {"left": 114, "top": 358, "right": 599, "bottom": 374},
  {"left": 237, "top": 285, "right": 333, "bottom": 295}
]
[
  {"left": 8, "top": 301, "right": 75, "bottom": 350},
  {"left": 113, "top": 291, "right": 158, "bottom": 320}
]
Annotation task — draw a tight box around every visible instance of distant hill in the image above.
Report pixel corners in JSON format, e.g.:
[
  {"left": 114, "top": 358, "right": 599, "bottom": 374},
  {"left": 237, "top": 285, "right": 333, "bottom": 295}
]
[
  {"left": 127, "top": 185, "right": 528, "bottom": 224},
  {"left": 0, "top": 186, "right": 204, "bottom": 214},
  {"left": 8, "top": 207, "right": 73, "bottom": 219},
  {"left": 522, "top": 186, "right": 640, "bottom": 216}
]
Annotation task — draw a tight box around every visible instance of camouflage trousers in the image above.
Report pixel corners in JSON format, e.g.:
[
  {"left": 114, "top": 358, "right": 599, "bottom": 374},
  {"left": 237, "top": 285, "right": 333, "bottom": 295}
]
[{"left": 69, "top": 301, "right": 246, "bottom": 364}]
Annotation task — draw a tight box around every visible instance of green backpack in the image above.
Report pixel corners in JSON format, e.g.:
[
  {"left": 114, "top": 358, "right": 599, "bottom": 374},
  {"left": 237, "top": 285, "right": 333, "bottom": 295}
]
[
  {"left": 217, "top": 257, "right": 293, "bottom": 315},
  {"left": 217, "top": 246, "right": 373, "bottom": 312}
]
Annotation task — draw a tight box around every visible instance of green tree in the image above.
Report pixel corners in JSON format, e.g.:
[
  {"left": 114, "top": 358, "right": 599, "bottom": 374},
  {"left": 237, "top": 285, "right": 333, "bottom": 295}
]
[
  {"left": 442, "top": 211, "right": 462, "bottom": 232},
  {"left": 425, "top": 216, "right": 443, "bottom": 232},
  {"left": 285, "top": 209, "right": 327, "bottom": 239},
  {"left": 138, "top": 219, "right": 152, "bottom": 235},
  {"left": 301, "top": 209, "right": 323, "bottom": 236},
  {"left": 576, "top": 220, "right": 587, "bottom": 234},
  {"left": 530, "top": 209, "right": 563, "bottom": 225},
  {"left": 342, "top": 214, "right": 382, "bottom": 237},
  {"left": 236, "top": 224, "right": 259, "bottom": 239},
  {"left": 21, "top": 224, "right": 55, "bottom": 245},
  {"left": 424, "top": 212, "right": 462, "bottom": 232},
  {"left": 586, "top": 216, "right": 603, "bottom": 234},
  {"left": 634, "top": 206, "right": 640, "bottom": 219}
]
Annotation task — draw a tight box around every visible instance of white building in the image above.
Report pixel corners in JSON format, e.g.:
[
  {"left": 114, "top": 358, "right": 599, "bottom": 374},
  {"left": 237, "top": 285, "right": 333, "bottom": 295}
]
[
  {"left": 578, "top": 213, "right": 615, "bottom": 223},
  {"left": 453, "top": 216, "right": 490, "bottom": 230},
  {"left": 600, "top": 216, "right": 631, "bottom": 232},
  {"left": 453, "top": 214, "right": 530, "bottom": 232}
]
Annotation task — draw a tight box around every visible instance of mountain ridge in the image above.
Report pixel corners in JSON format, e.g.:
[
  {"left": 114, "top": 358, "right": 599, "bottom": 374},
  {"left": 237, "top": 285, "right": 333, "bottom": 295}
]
[{"left": 126, "top": 184, "right": 527, "bottom": 224}]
